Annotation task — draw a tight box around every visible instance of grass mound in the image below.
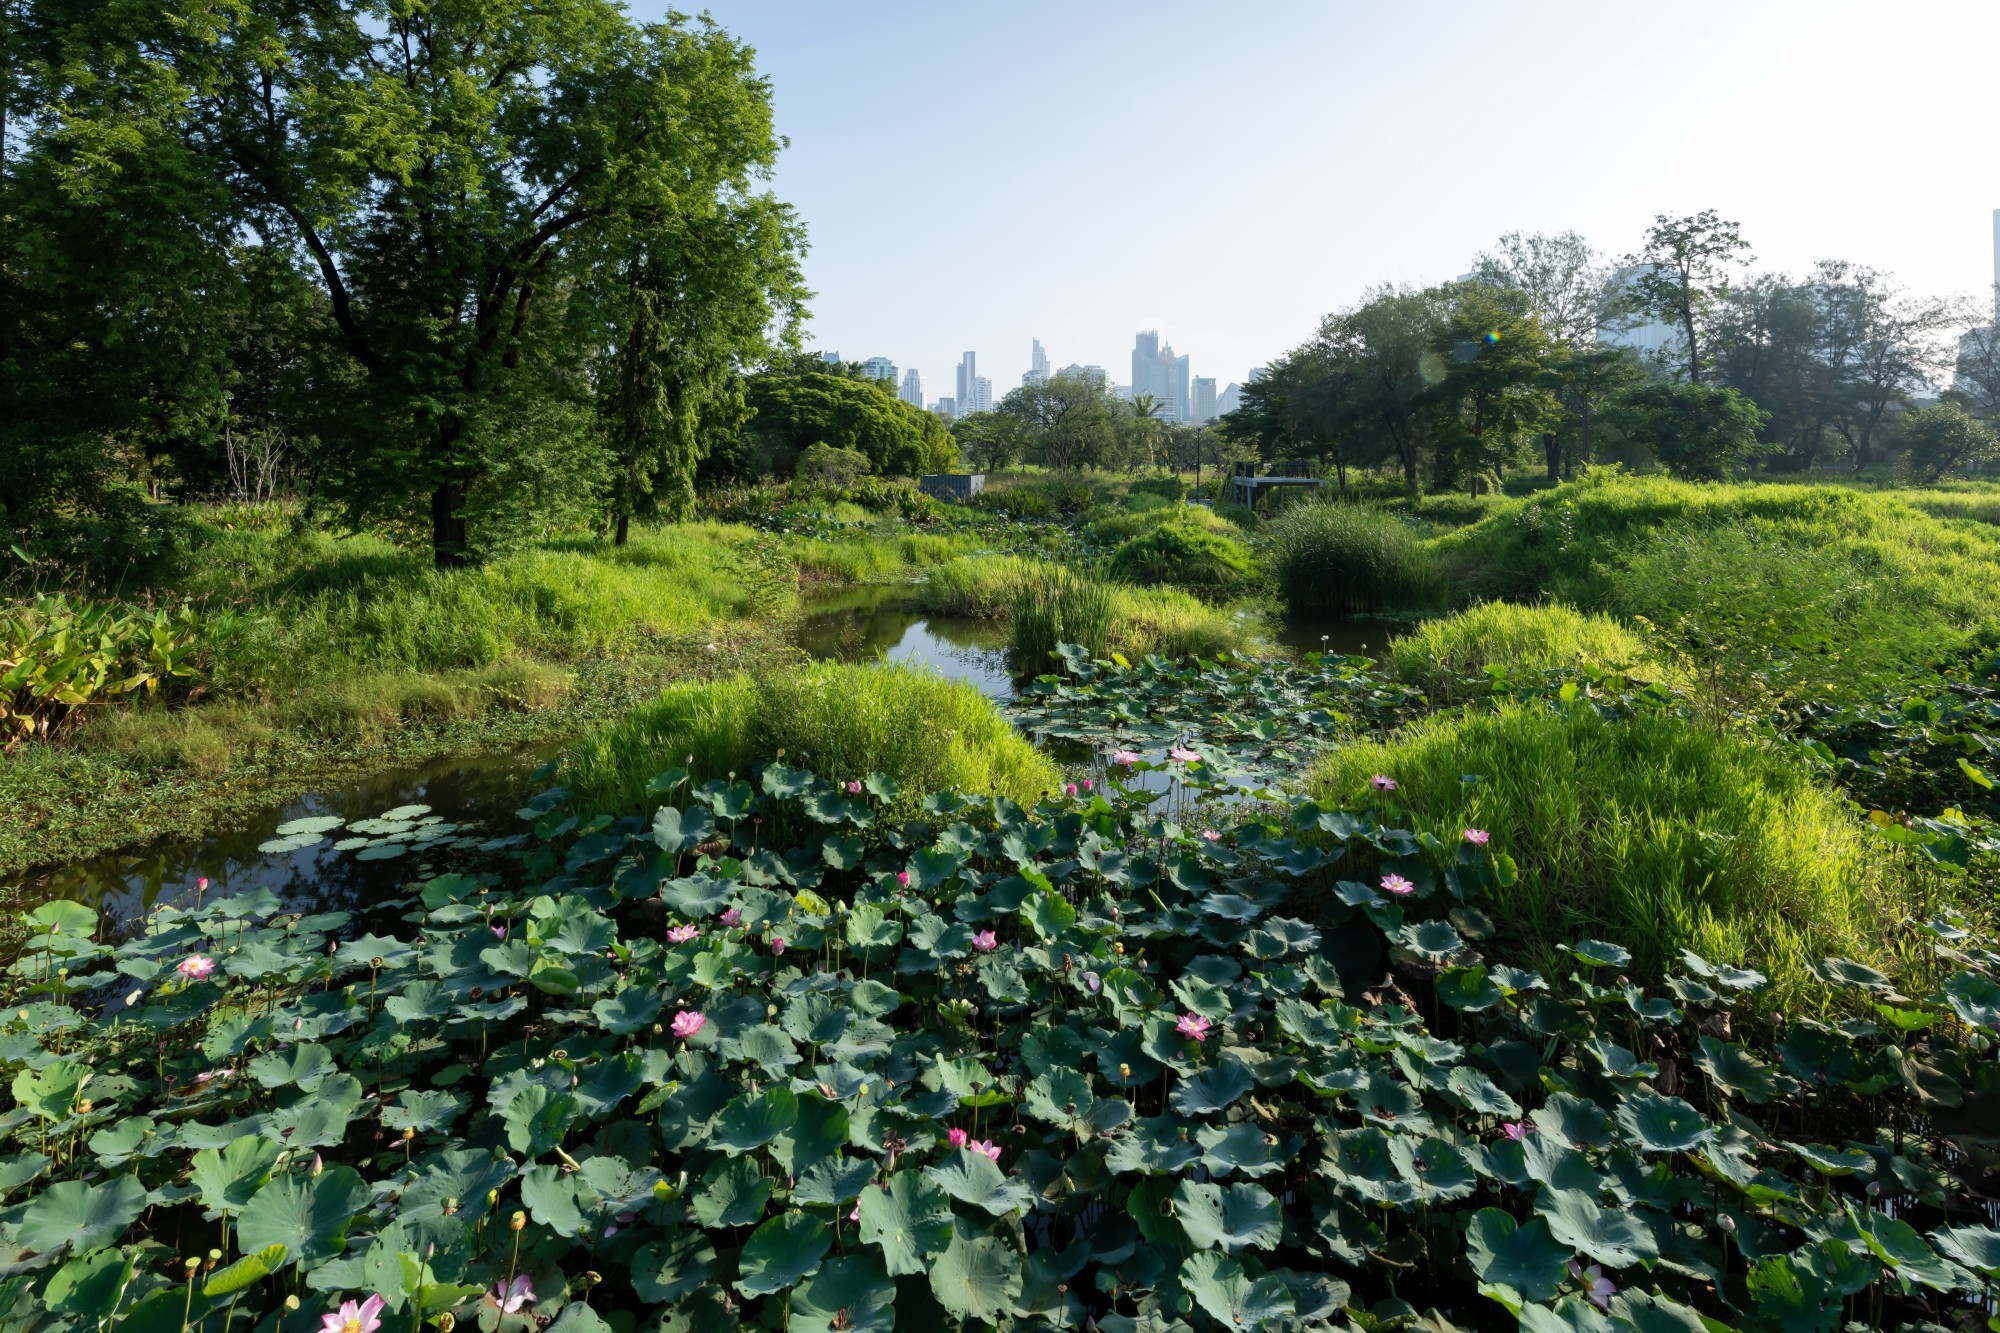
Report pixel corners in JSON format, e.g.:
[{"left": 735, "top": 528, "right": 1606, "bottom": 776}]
[
  {"left": 914, "top": 556, "right": 1249, "bottom": 665},
  {"left": 1263, "top": 502, "right": 1435, "bottom": 612},
  {"left": 1387, "top": 602, "right": 1656, "bottom": 700},
  {"left": 1105, "top": 522, "right": 1256, "bottom": 589},
  {"left": 562, "top": 660, "right": 1059, "bottom": 816},
  {"left": 1311, "top": 703, "right": 1920, "bottom": 1003}
]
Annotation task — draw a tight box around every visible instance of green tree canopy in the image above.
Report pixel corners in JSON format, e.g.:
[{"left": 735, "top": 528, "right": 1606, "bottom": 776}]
[
  {"left": 1609, "top": 382, "right": 1768, "bottom": 481},
  {"left": 4, "top": 0, "right": 804, "bottom": 565},
  {"left": 735, "top": 372, "right": 955, "bottom": 479}
]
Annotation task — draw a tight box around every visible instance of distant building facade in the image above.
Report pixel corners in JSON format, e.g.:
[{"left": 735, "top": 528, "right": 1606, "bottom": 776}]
[
  {"left": 932, "top": 396, "right": 958, "bottom": 419},
  {"left": 861, "top": 356, "right": 897, "bottom": 385},
  {"left": 1599, "top": 266, "right": 1680, "bottom": 361},
  {"left": 899, "top": 368, "right": 925, "bottom": 407},
  {"left": 1191, "top": 377, "right": 1218, "bottom": 425},
  {"left": 1131, "top": 330, "right": 1192, "bottom": 422},
  {"left": 1057, "top": 363, "right": 1108, "bottom": 389},
  {"left": 1023, "top": 339, "right": 1050, "bottom": 386}
]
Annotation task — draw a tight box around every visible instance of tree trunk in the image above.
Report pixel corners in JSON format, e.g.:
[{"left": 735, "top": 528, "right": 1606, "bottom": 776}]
[
  {"left": 614, "top": 511, "right": 630, "bottom": 546},
  {"left": 1543, "top": 433, "right": 1561, "bottom": 484},
  {"left": 431, "top": 480, "right": 470, "bottom": 568}
]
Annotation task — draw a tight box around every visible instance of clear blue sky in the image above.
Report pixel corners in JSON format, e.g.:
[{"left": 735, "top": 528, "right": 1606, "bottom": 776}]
[{"left": 638, "top": 0, "right": 1999, "bottom": 400}]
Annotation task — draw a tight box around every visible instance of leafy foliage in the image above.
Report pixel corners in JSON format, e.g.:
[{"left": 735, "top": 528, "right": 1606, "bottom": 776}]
[{"left": 2, "top": 721, "right": 1997, "bottom": 1331}]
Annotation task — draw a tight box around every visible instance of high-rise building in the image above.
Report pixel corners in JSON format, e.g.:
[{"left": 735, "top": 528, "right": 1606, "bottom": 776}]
[
  {"left": 1599, "top": 267, "right": 1680, "bottom": 359},
  {"left": 956, "top": 351, "right": 975, "bottom": 405},
  {"left": 1191, "top": 377, "right": 1218, "bottom": 425},
  {"left": 861, "top": 356, "right": 897, "bottom": 385},
  {"left": 967, "top": 377, "right": 994, "bottom": 414},
  {"left": 1025, "top": 339, "right": 1050, "bottom": 385},
  {"left": 933, "top": 396, "right": 958, "bottom": 419},
  {"left": 899, "top": 368, "right": 925, "bottom": 407},
  {"left": 819, "top": 350, "right": 842, "bottom": 366},
  {"left": 1130, "top": 330, "right": 1192, "bottom": 422},
  {"left": 1953, "top": 209, "right": 2000, "bottom": 395},
  {"left": 1057, "top": 363, "right": 1107, "bottom": 389},
  {"left": 1216, "top": 382, "right": 1246, "bottom": 417}
]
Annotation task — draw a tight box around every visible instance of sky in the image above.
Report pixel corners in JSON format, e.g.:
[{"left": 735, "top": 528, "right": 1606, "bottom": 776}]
[{"left": 636, "top": 0, "right": 2000, "bottom": 402}]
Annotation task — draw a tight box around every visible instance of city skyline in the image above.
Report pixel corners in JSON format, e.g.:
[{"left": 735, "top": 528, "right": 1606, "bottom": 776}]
[{"left": 650, "top": 1, "right": 2000, "bottom": 403}]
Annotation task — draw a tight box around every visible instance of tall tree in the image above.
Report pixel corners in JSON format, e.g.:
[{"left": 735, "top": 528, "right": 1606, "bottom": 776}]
[
  {"left": 998, "top": 371, "right": 1119, "bottom": 472},
  {"left": 15, "top": 0, "right": 805, "bottom": 565},
  {"left": 1621, "top": 210, "right": 1751, "bottom": 382},
  {"left": 1426, "top": 282, "right": 1561, "bottom": 489},
  {"left": 1471, "top": 230, "right": 1609, "bottom": 346}
]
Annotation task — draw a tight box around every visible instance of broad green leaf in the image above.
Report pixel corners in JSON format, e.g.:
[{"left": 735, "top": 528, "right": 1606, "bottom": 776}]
[
  {"left": 692, "top": 1156, "right": 774, "bottom": 1228},
  {"left": 1465, "top": 1209, "right": 1568, "bottom": 1302},
  {"left": 1536, "top": 1187, "right": 1659, "bottom": 1268},
  {"left": 792, "top": 1253, "right": 896, "bottom": 1333},
  {"left": 235, "top": 1165, "right": 370, "bottom": 1268},
  {"left": 190, "top": 1136, "right": 283, "bottom": 1214},
  {"left": 735, "top": 1211, "right": 831, "bottom": 1297},
  {"left": 928, "top": 1221, "right": 1023, "bottom": 1321},
  {"left": 46, "top": 1247, "right": 135, "bottom": 1318},
  {"left": 714, "top": 1085, "right": 800, "bottom": 1154},
  {"left": 1615, "top": 1092, "right": 1711, "bottom": 1154},
  {"left": 1179, "top": 1251, "right": 1295, "bottom": 1328},
  {"left": 1173, "top": 1180, "right": 1280, "bottom": 1252},
  {"left": 857, "top": 1172, "right": 953, "bottom": 1275},
  {"left": 927, "top": 1150, "right": 1033, "bottom": 1217},
  {"left": 203, "top": 1245, "right": 287, "bottom": 1298},
  {"left": 17, "top": 1176, "right": 147, "bottom": 1254}
]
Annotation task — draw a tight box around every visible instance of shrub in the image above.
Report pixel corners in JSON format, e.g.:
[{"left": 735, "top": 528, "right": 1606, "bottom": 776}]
[
  {"left": 562, "top": 660, "right": 1058, "bottom": 816},
  {"left": 1105, "top": 523, "right": 1256, "bottom": 589},
  {"left": 1311, "top": 703, "right": 1919, "bottom": 1002},
  {"left": 1387, "top": 602, "right": 1655, "bottom": 700},
  {"left": 1900, "top": 401, "right": 1999, "bottom": 483},
  {"left": 796, "top": 442, "right": 873, "bottom": 488},
  {"left": 1262, "top": 502, "right": 1435, "bottom": 611},
  {"left": 1127, "top": 475, "right": 1186, "bottom": 502}
]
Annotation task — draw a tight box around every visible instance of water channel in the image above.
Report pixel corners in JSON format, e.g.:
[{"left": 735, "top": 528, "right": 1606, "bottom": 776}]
[{"left": 8, "top": 593, "right": 1396, "bottom": 920}]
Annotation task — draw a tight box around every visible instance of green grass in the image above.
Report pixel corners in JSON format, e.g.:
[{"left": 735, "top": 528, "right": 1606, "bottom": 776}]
[
  {"left": 561, "top": 660, "right": 1060, "bottom": 818},
  {"left": 1311, "top": 703, "right": 1928, "bottom": 1006},
  {"left": 1386, "top": 602, "right": 1660, "bottom": 701},
  {"left": 911, "top": 555, "right": 1252, "bottom": 666},
  {"left": 1262, "top": 501, "right": 1436, "bottom": 613},
  {"left": 1105, "top": 523, "right": 1257, "bottom": 590}
]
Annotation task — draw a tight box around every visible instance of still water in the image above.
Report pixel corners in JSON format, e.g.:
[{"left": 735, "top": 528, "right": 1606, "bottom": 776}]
[{"left": 10, "top": 594, "right": 1394, "bottom": 919}]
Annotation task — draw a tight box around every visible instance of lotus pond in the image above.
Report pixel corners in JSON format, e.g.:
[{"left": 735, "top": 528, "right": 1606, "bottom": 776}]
[{"left": 3, "top": 630, "right": 2000, "bottom": 1333}]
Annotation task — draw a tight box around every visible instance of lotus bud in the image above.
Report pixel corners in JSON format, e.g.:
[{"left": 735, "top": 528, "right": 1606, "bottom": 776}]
[
  {"left": 511, "top": 1210, "right": 526, "bottom": 1232},
  {"left": 125, "top": 988, "right": 142, "bottom": 1007},
  {"left": 310, "top": 1152, "right": 323, "bottom": 1176}
]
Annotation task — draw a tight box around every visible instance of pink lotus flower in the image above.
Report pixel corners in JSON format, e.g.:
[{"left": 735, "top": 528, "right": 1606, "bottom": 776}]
[
  {"left": 719, "top": 907, "right": 742, "bottom": 926},
  {"left": 1499, "top": 1121, "right": 1530, "bottom": 1141},
  {"left": 1110, "top": 750, "right": 1140, "bottom": 767},
  {"left": 1082, "top": 971, "right": 1101, "bottom": 993},
  {"left": 1369, "top": 774, "right": 1397, "bottom": 792},
  {"left": 1569, "top": 1259, "right": 1616, "bottom": 1310},
  {"left": 896, "top": 871, "right": 911, "bottom": 888},
  {"left": 847, "top": 780, "right": 863, "bottom": 795},
  {"left": 1081, "top": 779, "right": 1093, "bottom": 792},
  {"left": 770, "top": 937, "right": 786, "bottom": 956},
  {"left": 670, "top": 1011, "right": 707, "bottom": 1039},
  {"left": 968, "top": 1139, "right": 1002, "bottom": 1162},
  {"left": 1200, "top": 829, "right": 1222, "bottom": 843},
  {"left": 1063, "top": 782, "right": 1077, "bottom": 798},
  {"left": 196, "top": 877, "right": 210, "bottom": 892},
  {"left": 490, "top": 1276, "right": 535, "bottom": 1314},
  {"left": 948, "top": 1127, "right": 968, "bottom": 1149},
  {"left": 177, "top": 955, "right": 215, "bottom": 980},
  {"left": 972, "top": 930, "right": 998, "bottom": 952},
  {"left": 1169, "top": 747, "right": 1201, "bottom": 763},
  {"left": 320, "top": 1295, "right": 386, "bottom": 1333},
  {"left": 848, "top": 1205, "right": 859, "bottom": 1221},
  {"left": 1380, "top": 873, "right": 1415, "bottom": 897},
  {"left": 1463, "top": 828, "right": 1490, "bottom": 846},
  {"left": 489, "top": 923, "right": 507, "bottom": 940},
  {"left": 1176, "top": 1013, "right": 1211, "bottom": 1043},
  {"left": 666, "top": 924, "right": 698, "bottom": 944}
]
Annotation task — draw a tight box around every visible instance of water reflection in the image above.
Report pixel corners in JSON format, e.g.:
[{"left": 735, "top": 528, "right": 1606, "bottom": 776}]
[
  {"left": 1272, "top": 612, "right": 1409, "bottom": 660},
  {"left": 794, "top": 587, "right": 1013, "bottom": 699},
  {"left": 10, "top": 745, "right": 555, "bottom": 926}
]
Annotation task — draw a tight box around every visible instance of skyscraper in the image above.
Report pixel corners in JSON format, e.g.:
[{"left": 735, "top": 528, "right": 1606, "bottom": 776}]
[
  {"left": 1191, "top": 378, "right": 1217, "bottom": 425},
  {"left": 899, "top": 368, "right": 925, "bottom": 407},
  {"left": 861, "top": 356, "right": 897, "bottom": 385},
  {"left": 1026, "top": 339, "right": 1050, "bottom": 385},
  {"left": 1130, "top": 331, "right": 1191, "bottom": 422},
  {"left": 956, "top": 351, "right": 977, "bottom": 406}
]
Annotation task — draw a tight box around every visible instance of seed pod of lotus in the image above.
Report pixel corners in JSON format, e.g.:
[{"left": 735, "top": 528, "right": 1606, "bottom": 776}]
[{"left": 511, "top": 1210, "right": 526, "bottom": 1231}]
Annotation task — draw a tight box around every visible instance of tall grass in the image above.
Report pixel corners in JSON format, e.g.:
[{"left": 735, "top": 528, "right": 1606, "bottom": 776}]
[
  {"left": 1105, "top": 523, "right": 1256, "bottom": 590},
  {"left": 561, "top": 661, "right": 1059, "bottom": 817},
  {"left": 1262, "top": 502, "right": 1436, "bottom": 612},
  {"left": 1387, "top": 602, "right": 1658, "bottom": 700},
  {"left": 1311, "top": 704, "right": 1924, "bottom": 1005},
  {"left": 1009, "top": 564, "right": 1117, "bottom": 670}
]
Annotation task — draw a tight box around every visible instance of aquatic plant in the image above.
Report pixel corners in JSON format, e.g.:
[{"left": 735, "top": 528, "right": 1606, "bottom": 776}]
[{"left": 1, "top": 729, "right": 1996, "bottom": 1330}]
